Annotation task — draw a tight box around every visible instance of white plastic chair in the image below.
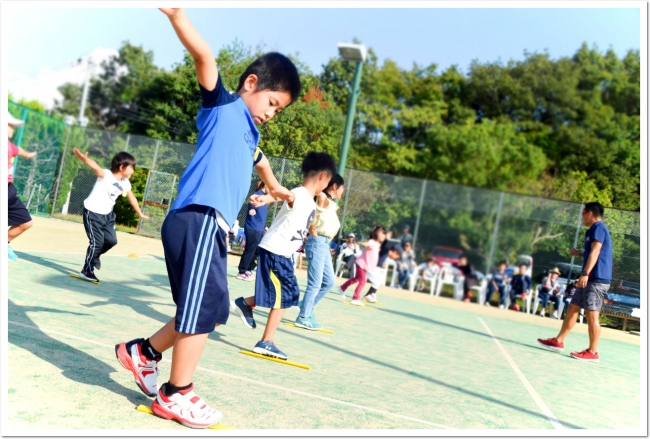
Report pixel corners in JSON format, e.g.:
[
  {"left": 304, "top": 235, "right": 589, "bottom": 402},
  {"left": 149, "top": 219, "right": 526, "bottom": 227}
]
[
  {"left": 532, "top": 284, "right": 565, "bottom": 318},
  {"left": 409, "top": 265, "right": 441, "bottom": 295},
  {"left": 504, "top": 284, "right": 533, "bottom": 313},
  {"left": 335, "top": 253, "right": 356, "bottom": 278},
  {"left": 435, "top": 264, "right": 463, "bottom": 298}
]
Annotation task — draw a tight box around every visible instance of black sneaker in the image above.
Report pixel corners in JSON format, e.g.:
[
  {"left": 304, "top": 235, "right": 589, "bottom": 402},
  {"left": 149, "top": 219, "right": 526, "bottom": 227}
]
[
  {"left": 231, "top": 297, "right": 256, "bottom": 329},
  {"left": 72, "top": 269, "right": 100, "bottom": 284}
]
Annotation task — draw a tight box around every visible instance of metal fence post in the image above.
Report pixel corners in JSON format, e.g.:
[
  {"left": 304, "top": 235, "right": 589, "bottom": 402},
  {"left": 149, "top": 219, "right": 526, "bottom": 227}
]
[
  {"left": 412, "top": 179, "right": 427, "bottom": 251},
  {"left": 272, "top": 158, "right": 286, "bottom": 221},
  {"left": 337, "top": 168, "right": 353, "bottom": 243},
  {"left": 485, "top": 191, "right": 505, "bottom": 274},
  {"left": 567, "top": 204, "right": 584, "bottom": 281},
  {"left": 51, "top": 126, "right": 72, "bottom": 215},
  {"left": 151, "top": 140, "right": 160, "bottom": 171},
  {"left": 124, "top": 134, "right": 130, "bottom": 152}
]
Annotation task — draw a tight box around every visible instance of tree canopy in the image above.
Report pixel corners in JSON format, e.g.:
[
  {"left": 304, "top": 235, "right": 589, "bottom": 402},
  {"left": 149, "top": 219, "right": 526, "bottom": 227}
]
[{"left": 44, "top": 40, "right": 640, "bottom": 210}]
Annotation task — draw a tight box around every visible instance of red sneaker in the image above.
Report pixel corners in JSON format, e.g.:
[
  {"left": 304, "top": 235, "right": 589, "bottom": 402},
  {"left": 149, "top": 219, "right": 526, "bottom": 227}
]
[
  {"left": 115, "top": 339, "right": 160, "bottom": 397},
  {"left": 521, "top": 293, "right": 527, "bottom": 301},
  {"left": 570, "top": 349, "right": 599, "bottom": 363},
  {"left": 537, "top": 337, "right": 564, "bottom": 352}
]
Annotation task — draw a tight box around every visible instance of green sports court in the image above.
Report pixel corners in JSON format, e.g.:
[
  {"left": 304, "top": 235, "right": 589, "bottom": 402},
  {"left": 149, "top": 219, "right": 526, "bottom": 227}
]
[{"left": 6, "top": 218, "right": 642, "bottom": 432}]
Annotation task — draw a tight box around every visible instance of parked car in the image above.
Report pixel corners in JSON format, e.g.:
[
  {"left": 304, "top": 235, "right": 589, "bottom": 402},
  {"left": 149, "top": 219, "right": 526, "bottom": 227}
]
[
  {"left": 432, "top": 246, "right": 464, "bottom": 265},
  {"left": 505, "top": 255, "right": 534, "bottom": 278}
]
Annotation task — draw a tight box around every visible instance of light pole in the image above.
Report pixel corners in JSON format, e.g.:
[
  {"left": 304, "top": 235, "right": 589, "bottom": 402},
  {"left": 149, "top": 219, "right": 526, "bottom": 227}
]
[
  {"left": 78, "top": 57, "right": 94, "bottom": 128},
  {"left": 336, "top": 43, "right": 367, "bottom": 177}
]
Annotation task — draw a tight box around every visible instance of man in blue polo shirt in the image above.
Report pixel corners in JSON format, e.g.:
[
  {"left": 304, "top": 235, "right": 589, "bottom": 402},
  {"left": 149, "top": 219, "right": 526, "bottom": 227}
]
[{"left": 537, "top": 202, "right": 612, "bottom": 363}]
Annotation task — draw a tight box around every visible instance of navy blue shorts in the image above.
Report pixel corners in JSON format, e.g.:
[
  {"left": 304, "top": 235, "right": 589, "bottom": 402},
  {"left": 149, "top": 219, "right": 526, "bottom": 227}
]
[
  {"left": 8, "top": 183, "right": 32, "bottom": 227},
  {"left": 161, "top": 205, "right": 230, "bottom": 334},
  {"left": 254, "top": 248, "right": 300, "bottom": 309}
]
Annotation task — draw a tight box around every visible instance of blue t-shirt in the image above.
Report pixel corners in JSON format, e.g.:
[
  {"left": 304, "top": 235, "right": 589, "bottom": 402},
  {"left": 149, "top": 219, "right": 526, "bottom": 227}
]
[
  {"left": 171, "top": 74, "right": 264, "bottom": 226},
  {"left": 510, "top": 274, "right": 532, "bottom": 294},
  {"left": 244, "top": 189, "right": 269, "bottom": 232},
  {"left": 583, "top": 221, "right": 612, "bottom": 284},
  {"left": 491, "top": 270, "right": 507, "bottom": 286}
]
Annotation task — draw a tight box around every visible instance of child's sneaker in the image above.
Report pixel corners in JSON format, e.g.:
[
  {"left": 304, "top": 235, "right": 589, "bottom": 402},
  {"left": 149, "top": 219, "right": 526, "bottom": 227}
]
[
  {"left": 235, "top": 272, "right": 252, "bottom": 282},
  {"left": 338, "top": 286, "right": 346, "bottom": 299},
  {"left": 365, "top": 294, "right": 377, "bottom": 303},
  {"left": 295, "top": 315, "right": 322, "bottom": 331},
  {"left": 76, "top": 269, "right": 100, "bottom": 284},
  {"left": 350, "top": 299, "right": 365, "bottom": 306},
  {"left": 231, "top": 297, "right": 256, "bottom": 329},
  {"left": 499, "top": 304, "right": 506, "bottom": 310},
  {"left": 8, "top": 245, "right": 18, "bottom": 261},
  {"left": 537, "top": 337, "right": 564, "bottom": 352},
  {"left": 245, "top": 270, "right": 255, "bottom": 279},
  {"left": 552, "top": 310, "right": 559, "bottom": 319},
  {"left": 151, "top": 383, "right": 222, "bottom": 428},
  {"left": 253, "top": 340, "right": 287, "bottom": 360},
  {"left": 115, "top": 338, "right": 160, "bottom": 397},
  {"left": 540, "top": 309, "right": 546, "bottom": 317},
  {"left": 570, "top": 349, "right": 599, "bottom": 363}
]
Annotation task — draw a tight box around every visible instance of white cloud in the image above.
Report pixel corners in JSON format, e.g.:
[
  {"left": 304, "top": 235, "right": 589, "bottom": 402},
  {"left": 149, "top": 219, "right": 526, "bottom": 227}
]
[{"left": 8, "top": 47, "right": 119, "bottom": 110}]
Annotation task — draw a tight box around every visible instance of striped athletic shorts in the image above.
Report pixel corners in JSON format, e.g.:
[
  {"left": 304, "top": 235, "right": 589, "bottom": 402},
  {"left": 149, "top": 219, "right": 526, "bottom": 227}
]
[
  {"left": 161, "top": 205, "right": 230, "bottom": 334},
  {"left": 254, "top": 248, "right": 301, "bottom": 309}
]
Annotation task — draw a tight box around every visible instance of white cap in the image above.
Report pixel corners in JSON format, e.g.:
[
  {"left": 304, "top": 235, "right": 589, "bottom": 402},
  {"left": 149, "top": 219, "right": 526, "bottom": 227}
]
[
  {"left": 7, "top": 111, "right": 25, "bottom": 127},
  {"left": 347, "top": 233, "right": 355, "bottom": 238}
]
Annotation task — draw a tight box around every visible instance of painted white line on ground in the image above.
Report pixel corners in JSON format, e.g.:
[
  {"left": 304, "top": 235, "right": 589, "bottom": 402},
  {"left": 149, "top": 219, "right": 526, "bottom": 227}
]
[
  {"left": 478, "top": 317, "right": 564, "bottom": 430},
  {"left": 8, "top": 320, "right": 452, "bottom": 429},
  {"left": 15, "top": 250, "right": 155, "bottom": 258}
]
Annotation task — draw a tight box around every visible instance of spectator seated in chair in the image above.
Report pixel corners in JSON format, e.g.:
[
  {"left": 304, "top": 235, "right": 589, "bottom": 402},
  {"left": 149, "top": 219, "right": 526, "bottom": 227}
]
[
  {"left": 509, "top": 263, "right": 532, "bottom": 311},
  {"left": 536, "top": 267, "right": 562, "bottom": 317},
  {"left": 484, "top": 260, "right": 509, "bottom": 307},
  {"left": 453, "top": 255, "right": 478, "bottom": 302},
  {"left": 396, "top": 242, "right": 417, "bottom": 288},
  {"left": 555, "top": 280, "right": 576, "bottom": 319},
  {"left": 417, "top": 255, "right": 438, "bottom": 291},
  {"left": 339, "top": 233, "right": 361, "bottom": 277}
]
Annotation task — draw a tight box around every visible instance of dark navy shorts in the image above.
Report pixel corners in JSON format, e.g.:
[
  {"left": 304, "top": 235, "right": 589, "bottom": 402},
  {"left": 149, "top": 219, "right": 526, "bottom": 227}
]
[
  {"left": 161, "top": 205, "right": 230, "bottom": 334},
  {"left": 8, "top": 183, "right": 32, "bottom": 227},
  {"left": 254, "top": 248, "right": 300, "bottom": 309}
]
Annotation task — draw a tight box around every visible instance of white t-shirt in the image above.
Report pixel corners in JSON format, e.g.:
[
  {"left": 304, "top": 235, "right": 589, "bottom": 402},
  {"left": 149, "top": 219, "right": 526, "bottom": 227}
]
[
  {"left": 259, "top": 187, "right": 316, "bottom": 258},
  {"left": 83, "top": 169, "right": 132, "bottom": 215}
]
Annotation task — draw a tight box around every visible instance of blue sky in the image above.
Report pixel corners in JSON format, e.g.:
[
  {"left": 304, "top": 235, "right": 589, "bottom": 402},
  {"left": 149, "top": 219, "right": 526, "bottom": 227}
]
[{"left": 5, "top": 6, "right": 641, "bottom": 107}]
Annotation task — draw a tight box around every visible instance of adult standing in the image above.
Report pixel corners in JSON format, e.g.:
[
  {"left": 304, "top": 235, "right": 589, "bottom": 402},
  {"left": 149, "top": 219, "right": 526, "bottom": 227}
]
[
  {"left": 399, "top": 224, "right": 413, "bottom": 248},
  {"left": 7, "top": 111, "right": 37, "bottom": 261},
  {"left": 236, "top": 181, "right": 268, "bottom": 281},
  {"left": 295, "top": 174, "right": 345, "bottom": 330},
  {"left": 538, "top": 202, "right": 612, "bottom": 362}
]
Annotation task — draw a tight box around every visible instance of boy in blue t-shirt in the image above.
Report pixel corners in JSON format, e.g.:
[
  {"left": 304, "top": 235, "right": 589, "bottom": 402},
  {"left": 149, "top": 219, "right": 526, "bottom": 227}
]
[
  {"left": 115, "top": 8, "right": 300, "bottom": 429},
  {"left": 485, "top": 260, "right": 508, "bottom": 307},
  {"left": 236, "top": 180, "right": 269, "bottom": 281}
]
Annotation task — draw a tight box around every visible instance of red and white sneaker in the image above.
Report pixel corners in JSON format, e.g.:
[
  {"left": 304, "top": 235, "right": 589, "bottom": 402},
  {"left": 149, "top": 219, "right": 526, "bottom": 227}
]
[
  {"left": 570, "top": 349, "right": 600, "bottom": 363},
  {"left": 115, "top": 339, "right": 160, "bottom": 397},
  {"left": 152, "top": 384, "right": 222, "bottom": 428},
  {"left": 537, "top": 337, "right": 564, "bottom": 352}
]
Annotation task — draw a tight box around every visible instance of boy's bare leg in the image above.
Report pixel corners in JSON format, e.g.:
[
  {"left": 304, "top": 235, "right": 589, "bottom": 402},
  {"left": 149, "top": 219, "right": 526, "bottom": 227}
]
[
  {"left": 169, "top": 332, "right": 210, "bottom": 386},
  {"left": 244, "top": 296, "right": 255, "bottom": 307},
  {"left": 262, "top": 308, "right": 286, "bottom": 341},
  {"left": 556, "top": 304, "right": 581, "bottom": 343},
  {"left": 149, "top": 318, "right": 178, "bottom": 353},
  {"left": 8, "top": 221, "right": 33, "bottom": 242}
]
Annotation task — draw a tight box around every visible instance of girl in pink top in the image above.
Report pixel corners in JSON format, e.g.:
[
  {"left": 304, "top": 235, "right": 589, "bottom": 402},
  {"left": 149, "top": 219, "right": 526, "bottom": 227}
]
[{"left": 339, "top": 226, "right": 386, "bottom": 306}]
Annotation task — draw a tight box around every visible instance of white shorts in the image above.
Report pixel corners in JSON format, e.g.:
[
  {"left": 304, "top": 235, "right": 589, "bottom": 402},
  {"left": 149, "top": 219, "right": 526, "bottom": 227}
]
[{"left": 366, "top": 266, "right": 386, "bottom": 289}]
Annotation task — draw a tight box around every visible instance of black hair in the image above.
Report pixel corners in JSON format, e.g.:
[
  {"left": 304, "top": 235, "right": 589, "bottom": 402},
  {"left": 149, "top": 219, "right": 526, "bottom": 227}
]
[
  {"left": 111, "top": 151, "right": 136, "bottom": 173},
  {"left": 584, "top": 202, "right": 605, "bottom": 218},
  {"left": 255, "top": 180, "right": 266, "bottom": 191},
  {"left": 499, "top": 260, "right": 507, "bottom": 266},
  {"left": 237, "top": 52, "right": 302, "bottom": 104},
  {"left": 301, "top": 151, "right": 336, "bottom": 179},
  {"left": 370, "top": 225, "right": 386, "bottom": 241},
  {"left": 322, "top": 173, "right": 345, "bottom": 200}
]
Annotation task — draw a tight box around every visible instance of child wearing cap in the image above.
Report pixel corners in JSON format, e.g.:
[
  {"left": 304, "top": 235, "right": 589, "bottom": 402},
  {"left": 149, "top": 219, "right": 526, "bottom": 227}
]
[
  {"left": 536, "top": 267, "right": 562, "bottom": 317},
  {"left": 7, "top": 111, "right": 37, "bottom": 261},
  {"left": 340, "top": 232, "right": 361, "bottom": 277}
]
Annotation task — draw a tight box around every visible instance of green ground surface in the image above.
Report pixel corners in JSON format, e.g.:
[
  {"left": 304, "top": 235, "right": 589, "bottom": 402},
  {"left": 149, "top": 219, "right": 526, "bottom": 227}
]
[{"left": 7, "top": 250, "right": 641, "bottom": 431}]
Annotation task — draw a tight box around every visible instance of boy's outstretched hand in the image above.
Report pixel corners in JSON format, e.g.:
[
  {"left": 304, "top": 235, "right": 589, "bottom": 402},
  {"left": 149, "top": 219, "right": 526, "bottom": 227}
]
[{"left": 72, "top": 147, "right": 89, "bottom": 161}]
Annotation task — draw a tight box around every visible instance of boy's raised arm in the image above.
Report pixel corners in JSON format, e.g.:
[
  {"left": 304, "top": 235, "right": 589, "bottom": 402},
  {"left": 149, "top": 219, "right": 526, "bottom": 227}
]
[
  {"left": 159, "top": 8, "right": 218, "bottom": 90},
  {"left": 72, "top": 148, "right": 104, "bottom": 178}
]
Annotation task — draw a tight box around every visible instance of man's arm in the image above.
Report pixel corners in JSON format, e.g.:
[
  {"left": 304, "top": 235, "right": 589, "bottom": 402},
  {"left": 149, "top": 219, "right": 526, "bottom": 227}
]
[
  {"left": 17, "top": 147, "right": 36, "bottom": 160},
  {"left": 253, "top": 155, "right": 294, "bottom": 206},
  {"left": 72, "top": 148, "right": 104, "bottom": 178},
  {"left": 159, "top": 8, "right": 217, "bottom": 90},
  {"left": 126, "top": 191, "right": 149, "bottom": 219},
  {"left": 576, "top": 241, "right": 603, "bottom": 288}
]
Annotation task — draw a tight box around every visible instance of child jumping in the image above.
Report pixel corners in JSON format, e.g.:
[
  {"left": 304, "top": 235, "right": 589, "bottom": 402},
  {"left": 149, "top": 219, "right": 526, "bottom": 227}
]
[
  {"left": 338, "top": 226, "right": 386, "bottom": 306},
  {"left": 231, "top": 151, "right": 337, "bottom": 360},
  {"left": 70, "top": 148, "right": 149, "bottom": 284},
  {"left": 115, "top": 7, "right": 299, "bottom": 429}
]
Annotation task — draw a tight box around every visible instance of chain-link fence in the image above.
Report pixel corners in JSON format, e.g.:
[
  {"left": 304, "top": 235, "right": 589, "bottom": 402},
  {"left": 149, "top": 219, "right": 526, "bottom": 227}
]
[
  {"left": 8, "top": 102, "right": 66, "bottom": 215},
  {"left": 10, "top": 104, "right": 641, "bottom": 327}
]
